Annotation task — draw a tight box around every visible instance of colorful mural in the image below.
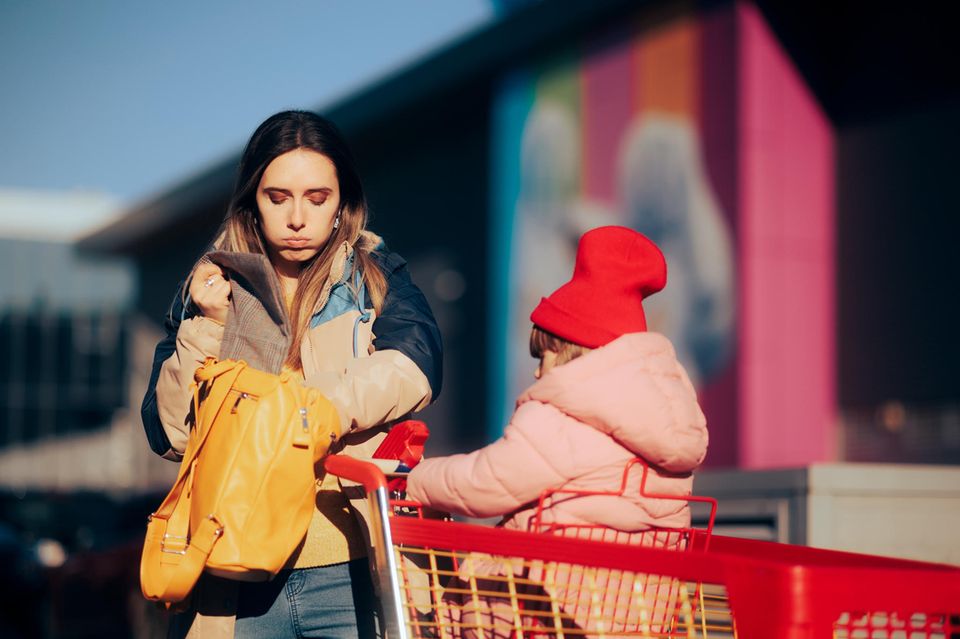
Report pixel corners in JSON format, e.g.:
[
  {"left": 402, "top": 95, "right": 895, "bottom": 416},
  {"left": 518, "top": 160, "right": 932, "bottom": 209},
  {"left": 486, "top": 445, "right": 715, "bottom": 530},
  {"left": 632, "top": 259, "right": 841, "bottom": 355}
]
[{"left": 491, "top": 4, "right": 834, "bottom": 469}]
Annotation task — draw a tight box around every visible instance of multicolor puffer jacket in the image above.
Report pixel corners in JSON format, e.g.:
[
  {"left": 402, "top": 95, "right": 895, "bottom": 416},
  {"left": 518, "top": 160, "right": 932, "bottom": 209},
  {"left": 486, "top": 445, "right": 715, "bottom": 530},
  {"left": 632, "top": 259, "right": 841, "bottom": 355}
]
[
  {"left": 141, "top": 233, "right": 442, "bottom": 638},
  {"left": 142, "top": 233, "right": 442, "bottom": 462}
]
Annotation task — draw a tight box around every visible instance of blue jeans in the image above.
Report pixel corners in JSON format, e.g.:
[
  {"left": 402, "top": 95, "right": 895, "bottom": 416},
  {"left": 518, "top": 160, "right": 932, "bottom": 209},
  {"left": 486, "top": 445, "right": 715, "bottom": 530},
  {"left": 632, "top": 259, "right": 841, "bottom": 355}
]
[{"left": 234, "top": 560, "right": 380, "bottom": 639}]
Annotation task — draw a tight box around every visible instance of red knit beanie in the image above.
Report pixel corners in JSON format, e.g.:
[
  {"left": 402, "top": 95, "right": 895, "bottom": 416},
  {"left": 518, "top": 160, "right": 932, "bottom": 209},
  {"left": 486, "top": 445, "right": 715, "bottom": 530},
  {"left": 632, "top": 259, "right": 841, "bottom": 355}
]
[{"left": 530, "top": 226, "right": 667, "bottom": 348}]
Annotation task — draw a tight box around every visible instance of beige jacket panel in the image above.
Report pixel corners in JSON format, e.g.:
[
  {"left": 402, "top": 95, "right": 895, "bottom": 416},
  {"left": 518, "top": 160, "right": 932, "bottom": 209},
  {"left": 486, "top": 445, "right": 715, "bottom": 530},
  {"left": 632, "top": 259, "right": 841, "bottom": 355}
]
[
  {"left": 155, "top": 316, "right": 223, "bottom": 459},
  {"left": 305, "top": 350, "right": 432, "bottom": 435},
  {"left": 302, "top": 311, "right": 432, "bottom": 435}
]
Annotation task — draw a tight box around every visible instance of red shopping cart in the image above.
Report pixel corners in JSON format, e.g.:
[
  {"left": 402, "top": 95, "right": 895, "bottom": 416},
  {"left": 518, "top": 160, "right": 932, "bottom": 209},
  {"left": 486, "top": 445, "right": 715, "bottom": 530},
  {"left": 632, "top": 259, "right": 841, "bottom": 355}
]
[{"left": 325, "top": 455, "right": 960, "bottom": 639}]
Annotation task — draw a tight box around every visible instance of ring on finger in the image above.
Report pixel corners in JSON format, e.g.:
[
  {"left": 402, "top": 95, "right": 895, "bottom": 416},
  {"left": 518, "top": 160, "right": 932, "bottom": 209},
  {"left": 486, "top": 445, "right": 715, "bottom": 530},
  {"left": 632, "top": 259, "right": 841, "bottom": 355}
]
[{"left": 204, "top": 275, "right": 217, "bottom": 288}]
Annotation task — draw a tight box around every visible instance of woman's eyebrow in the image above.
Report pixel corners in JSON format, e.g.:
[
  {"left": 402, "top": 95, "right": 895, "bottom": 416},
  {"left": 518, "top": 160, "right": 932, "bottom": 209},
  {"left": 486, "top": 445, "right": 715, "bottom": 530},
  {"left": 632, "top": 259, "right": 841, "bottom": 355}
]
[{"left": 262, "top": 187, "right": 332, "bottom": 195}]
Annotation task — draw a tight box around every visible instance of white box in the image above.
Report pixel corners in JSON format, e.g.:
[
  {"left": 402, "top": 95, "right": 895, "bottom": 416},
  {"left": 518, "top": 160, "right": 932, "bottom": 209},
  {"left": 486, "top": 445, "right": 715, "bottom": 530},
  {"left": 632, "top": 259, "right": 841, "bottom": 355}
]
[{"left": 692, "top": 463, "right": 960, "bottom": 565}]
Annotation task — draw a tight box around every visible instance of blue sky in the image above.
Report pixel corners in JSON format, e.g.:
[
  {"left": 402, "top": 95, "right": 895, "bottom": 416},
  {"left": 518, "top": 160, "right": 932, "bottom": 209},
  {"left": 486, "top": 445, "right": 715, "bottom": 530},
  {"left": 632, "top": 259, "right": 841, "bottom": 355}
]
[{"left": 0, "top": 1, "right": 493, "bottom": 214}]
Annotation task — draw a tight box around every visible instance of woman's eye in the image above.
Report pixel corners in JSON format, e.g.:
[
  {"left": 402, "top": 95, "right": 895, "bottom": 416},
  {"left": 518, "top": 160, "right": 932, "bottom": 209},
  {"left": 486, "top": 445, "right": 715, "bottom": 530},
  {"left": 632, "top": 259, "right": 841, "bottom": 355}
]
[
  {"left": 309, "top": 198, "right": 327, "bottom": 206},
  {"left": 269, "top": 197, "right": 286, "bottom": 205}
]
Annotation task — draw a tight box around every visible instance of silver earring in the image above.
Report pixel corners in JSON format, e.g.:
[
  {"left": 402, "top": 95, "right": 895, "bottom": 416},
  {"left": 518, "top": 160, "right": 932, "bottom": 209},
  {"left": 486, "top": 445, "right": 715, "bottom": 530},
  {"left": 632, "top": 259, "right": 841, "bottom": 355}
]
[{"left": 332, "top": 211, "right": 341, "bottom": 230}]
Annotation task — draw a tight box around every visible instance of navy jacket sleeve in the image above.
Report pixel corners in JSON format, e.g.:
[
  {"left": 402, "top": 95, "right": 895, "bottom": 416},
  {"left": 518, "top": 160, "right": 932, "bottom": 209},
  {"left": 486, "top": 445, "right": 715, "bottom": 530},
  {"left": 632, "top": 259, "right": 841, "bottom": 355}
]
[
  {"left": 141, "top": 283, "right": 191, "bottom": 457},
  {"left": 370, "top": 250, "right": 443, "bottom": 401}
]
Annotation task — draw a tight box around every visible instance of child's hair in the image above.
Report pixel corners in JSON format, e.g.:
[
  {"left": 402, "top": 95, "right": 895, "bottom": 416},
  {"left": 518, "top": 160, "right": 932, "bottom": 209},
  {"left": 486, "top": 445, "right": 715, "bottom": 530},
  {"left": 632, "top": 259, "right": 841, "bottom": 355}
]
[{"left": 529, "top": 325, "right": 591, "bottom": 367}]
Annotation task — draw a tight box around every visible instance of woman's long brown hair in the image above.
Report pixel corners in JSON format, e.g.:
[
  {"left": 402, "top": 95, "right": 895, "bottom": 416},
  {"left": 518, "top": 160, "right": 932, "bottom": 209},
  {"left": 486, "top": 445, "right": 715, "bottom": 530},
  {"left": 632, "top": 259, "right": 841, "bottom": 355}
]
[{"left": 201, "top": 110, "right": 387, "bottom": 370}]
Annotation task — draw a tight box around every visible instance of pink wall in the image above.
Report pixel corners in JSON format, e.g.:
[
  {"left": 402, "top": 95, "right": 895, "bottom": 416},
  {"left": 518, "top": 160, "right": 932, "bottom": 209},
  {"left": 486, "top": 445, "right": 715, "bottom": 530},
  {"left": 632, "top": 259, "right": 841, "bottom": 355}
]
[
  {"left": 737, "top": 2, "right": 836, "bottom": 467},
  {"left": 582, "top": 29, "right": 634, "bottom": 205}
]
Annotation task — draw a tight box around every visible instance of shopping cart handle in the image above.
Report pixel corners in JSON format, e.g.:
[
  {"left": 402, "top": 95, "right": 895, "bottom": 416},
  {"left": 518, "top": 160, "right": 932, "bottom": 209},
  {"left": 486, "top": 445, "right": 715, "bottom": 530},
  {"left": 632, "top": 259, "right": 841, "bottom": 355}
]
[{"left": 324, "top": 455, "right": 389, "bottom": 493}]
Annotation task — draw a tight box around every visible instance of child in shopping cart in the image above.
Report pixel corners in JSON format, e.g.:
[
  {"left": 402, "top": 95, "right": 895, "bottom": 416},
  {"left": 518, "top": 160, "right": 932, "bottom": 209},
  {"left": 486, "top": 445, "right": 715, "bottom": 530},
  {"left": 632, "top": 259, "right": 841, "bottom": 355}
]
[{"left": 406, "top": 225, "right": 709, "bottom": 637}]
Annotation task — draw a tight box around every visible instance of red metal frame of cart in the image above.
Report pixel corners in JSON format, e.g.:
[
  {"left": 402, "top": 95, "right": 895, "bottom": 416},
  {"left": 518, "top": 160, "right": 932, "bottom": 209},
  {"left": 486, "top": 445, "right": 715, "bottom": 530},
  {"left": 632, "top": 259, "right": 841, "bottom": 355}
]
[{"left": 325, "top": 456, "right": 960, "bottom": 639}]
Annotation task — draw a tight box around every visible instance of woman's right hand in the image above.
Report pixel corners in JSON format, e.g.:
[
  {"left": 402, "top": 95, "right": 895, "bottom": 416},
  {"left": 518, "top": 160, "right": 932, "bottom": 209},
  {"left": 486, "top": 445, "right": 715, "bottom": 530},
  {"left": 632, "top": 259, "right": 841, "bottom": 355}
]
[{"left": 188, "top": 262, "right": 231, "bottom": 325}]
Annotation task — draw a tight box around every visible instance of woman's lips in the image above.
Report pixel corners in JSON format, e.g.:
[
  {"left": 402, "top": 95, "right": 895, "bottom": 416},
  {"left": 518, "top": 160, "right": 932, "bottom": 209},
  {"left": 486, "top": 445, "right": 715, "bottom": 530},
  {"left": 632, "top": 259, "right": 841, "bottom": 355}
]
[{"left": 284, "top": 238, "right": 310, "bottom": 247}]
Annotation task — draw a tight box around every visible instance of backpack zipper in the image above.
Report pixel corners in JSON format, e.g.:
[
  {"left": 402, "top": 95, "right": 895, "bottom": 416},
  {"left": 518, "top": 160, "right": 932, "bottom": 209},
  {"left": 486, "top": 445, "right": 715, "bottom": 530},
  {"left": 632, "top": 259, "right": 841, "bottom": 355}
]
[{"left": 230, "top": 392, "right": 250, "bottom": 414}]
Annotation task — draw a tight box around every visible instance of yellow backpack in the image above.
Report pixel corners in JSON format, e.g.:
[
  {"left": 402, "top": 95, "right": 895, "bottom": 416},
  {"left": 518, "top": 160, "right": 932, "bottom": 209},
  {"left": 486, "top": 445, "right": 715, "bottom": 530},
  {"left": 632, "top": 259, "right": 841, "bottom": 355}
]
[{"left": 140, "top": 358, "right": 340, "bottom": 606}]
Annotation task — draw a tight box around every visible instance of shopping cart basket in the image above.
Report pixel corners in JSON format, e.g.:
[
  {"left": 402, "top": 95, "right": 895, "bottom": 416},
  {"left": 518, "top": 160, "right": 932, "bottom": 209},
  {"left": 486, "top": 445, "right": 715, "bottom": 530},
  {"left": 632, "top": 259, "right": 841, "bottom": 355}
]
[{"left": 325, "top": 456, "right": 960, "bottom": 639}]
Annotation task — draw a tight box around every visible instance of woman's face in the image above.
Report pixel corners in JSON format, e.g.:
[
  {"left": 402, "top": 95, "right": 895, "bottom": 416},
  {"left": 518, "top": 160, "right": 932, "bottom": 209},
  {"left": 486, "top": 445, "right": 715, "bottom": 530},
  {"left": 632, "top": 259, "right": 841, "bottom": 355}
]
[{"left": 256, "top": 148, "right": 341, "bottom": 276}]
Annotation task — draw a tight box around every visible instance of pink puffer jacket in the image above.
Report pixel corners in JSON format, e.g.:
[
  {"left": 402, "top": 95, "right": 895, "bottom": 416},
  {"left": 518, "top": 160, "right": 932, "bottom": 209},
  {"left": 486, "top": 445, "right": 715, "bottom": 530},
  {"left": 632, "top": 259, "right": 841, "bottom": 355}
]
[{"left": 407, "top": 332, "right": 708, "bottom": 532}]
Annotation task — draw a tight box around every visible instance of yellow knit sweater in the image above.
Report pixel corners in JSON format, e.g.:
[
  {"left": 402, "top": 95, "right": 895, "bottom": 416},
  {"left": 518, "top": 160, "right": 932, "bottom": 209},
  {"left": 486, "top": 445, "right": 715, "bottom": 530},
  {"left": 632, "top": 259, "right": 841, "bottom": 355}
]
[{"left": 288, "top": 462, "right": 368, "bottom": 568}]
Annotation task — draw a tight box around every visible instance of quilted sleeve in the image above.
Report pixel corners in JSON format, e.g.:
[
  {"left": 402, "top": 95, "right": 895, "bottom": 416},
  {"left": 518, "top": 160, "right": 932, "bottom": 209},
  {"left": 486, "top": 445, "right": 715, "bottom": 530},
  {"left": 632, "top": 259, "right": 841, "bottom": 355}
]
[
  {"left": 141, "top": 281, "right": 223, "bottom": 460},
  {"left": 406, "top": 402, "right": 573, "bottom": 518}
]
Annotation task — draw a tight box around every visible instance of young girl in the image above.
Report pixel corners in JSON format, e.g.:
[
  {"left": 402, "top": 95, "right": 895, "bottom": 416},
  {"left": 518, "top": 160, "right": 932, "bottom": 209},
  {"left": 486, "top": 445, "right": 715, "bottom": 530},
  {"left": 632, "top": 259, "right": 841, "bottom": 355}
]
[{"left": 406, "top": 225, "right": 708, "bottom": 636}]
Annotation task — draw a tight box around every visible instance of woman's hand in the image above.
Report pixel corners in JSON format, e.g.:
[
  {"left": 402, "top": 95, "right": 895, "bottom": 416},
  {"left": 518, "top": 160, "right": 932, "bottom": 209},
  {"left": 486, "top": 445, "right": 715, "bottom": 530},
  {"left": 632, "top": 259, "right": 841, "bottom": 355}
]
[{"left": 188, "top": 262, "right": 231, "bottom": 325}]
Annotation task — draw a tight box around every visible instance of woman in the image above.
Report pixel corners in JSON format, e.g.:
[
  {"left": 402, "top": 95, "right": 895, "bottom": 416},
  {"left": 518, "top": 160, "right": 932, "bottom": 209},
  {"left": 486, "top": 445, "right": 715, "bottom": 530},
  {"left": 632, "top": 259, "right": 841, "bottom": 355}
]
[{"left": 141, "top": 110, "right": 443, "bottom": 638}]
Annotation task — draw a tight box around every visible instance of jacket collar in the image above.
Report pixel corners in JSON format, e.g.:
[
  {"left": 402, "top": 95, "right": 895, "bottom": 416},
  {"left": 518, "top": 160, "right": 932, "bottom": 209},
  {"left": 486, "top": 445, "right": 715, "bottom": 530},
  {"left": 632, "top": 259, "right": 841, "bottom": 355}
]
[{"left": 207, "top": 251, "right": 287, "bottom": 328}]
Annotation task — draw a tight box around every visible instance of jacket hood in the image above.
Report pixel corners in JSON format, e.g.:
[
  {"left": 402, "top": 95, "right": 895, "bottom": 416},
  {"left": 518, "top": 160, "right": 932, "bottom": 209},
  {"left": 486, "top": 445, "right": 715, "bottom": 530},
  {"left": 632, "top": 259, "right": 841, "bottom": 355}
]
[{"left": 519, "top": 332, "right": 707, "bottom": 473}]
